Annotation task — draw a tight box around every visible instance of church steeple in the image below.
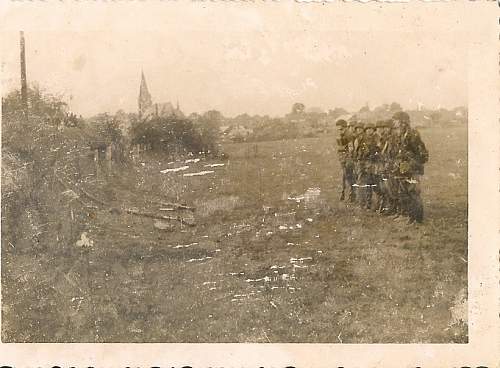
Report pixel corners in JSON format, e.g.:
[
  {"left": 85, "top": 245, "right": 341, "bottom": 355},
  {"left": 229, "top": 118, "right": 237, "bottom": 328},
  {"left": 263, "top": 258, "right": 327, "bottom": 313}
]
[{"left": 138, "top": 70, "right": 152, "bottom": 119}]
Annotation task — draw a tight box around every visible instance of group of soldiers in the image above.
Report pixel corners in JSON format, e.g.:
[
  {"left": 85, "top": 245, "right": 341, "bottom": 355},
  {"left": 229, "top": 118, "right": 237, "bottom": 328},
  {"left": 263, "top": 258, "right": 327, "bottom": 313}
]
[{"left": 336, "top": 111, "right": 429, "bottom": 224}]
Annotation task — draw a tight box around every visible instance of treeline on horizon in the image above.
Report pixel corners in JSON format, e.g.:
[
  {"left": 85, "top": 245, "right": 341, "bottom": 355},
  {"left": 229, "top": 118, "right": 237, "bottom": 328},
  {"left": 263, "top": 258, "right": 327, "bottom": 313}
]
[{"left": 2, "top": 85, "right": 468, "bottom": 154}]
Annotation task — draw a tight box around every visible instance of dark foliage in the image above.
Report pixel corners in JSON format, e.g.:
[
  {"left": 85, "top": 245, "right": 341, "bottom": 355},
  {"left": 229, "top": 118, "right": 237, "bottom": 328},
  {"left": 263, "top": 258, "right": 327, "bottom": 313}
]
[{"left": 130, "top": 116, "right": 219, "bottom": 155}]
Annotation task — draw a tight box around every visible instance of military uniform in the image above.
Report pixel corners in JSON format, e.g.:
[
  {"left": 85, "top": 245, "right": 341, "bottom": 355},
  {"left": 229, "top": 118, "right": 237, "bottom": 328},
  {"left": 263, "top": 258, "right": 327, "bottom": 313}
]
[
  {"left": 357, "top": 123, "right": 379, "bottom": 209},
  {"left": 381, "top": 120, "right": 402, "bottom": 215},
  {"left": 335, "top": 111, "right": 429, "bottom": 224},
  {"left": 373, "top": 120, "right": 391, "bottom": 212},
  {"left": 336, "top": 119, "right": 355, "bottom": 201},
  {"left": 351, "top": 122, "right": 367, "bottom": 206},
  {"left": 392, "top": 111, "right": 429, "bottom": 223}
]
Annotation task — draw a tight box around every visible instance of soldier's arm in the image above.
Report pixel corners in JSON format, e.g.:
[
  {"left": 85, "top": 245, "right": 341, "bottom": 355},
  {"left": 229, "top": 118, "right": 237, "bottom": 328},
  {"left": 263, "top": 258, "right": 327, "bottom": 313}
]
[{"left": 414, "top": 130, "right": 429, "bottom": 162}]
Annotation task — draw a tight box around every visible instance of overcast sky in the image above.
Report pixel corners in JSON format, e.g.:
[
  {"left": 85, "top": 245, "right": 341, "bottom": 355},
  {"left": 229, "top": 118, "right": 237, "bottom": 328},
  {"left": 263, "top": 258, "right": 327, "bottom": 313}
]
[{"left": 1, "top": 3, "right": 468, "bottom": 118}]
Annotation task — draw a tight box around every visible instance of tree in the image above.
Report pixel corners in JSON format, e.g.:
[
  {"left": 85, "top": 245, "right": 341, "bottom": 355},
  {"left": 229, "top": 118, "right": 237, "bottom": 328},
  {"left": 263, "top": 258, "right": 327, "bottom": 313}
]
[
  {"left": 372, "top": 104, "right": 392, "bottom": 120},
  {"left": 2, "top": 85, "right": 68, "bottom": 125},
  {"left": 188, "top": 112, "right": 201, "bottom": 122},
  {"left": 202, "top": 110, "right": 224, "bottom": 125},
  {"left": 90, "top": 113, "right": 123, "bottom": 145},
  {"left": 195, "top": 119, "right": 220, "bottom": 153},
  {"left": 130, "top": 116, "right": 219, "bottom": 155},
  {"left": 359, "top": 105, "right": 370, "bottom": 113},
  {"left": 328, "top": 107, "right": 349, "bottom": 119},
  {"left": 292, "top": 102, "right": 305, "bottom": 115},
  {"left": 233, "top": 113, "right": 252, "bottom": 125},
  {"left": 2, "top": 86, "right": 73, "bottom": 156},
  {"left": 390, "top": 102, "right": 402, "bottom": 112}
]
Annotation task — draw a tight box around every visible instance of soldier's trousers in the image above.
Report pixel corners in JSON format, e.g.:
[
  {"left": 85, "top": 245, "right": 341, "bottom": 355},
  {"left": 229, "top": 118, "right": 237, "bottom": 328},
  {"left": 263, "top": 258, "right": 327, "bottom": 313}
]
[
  {"left": 398, "top": 175, "right": 424, "bottom": 223},
  {"left": 382, "top": 176, "right": 400, "bottom": 214},
  {"left": 341, "top": 161, "right": 355, "bottom": 202},
  {"left": 371, "top": 174, "right": 384, "bottom": 211},
  {"left": 355, "top": 165, "right": 374, "bottom": 209},
  {"left": 353, "top": 163, "right": 363, "bottom": 206},
  {"left": 365, "top": 173, "right": 378, "bottom": 209}
]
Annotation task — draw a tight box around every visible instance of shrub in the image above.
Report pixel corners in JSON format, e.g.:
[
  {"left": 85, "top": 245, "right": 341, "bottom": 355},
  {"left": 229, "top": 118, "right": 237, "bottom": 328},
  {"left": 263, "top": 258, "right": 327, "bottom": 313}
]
[
  {"left": 2, "top": 85, "right": 68, "bottom": 126},
  {"left": 130, "top": 116, "right": 219, "bottom": 155}
]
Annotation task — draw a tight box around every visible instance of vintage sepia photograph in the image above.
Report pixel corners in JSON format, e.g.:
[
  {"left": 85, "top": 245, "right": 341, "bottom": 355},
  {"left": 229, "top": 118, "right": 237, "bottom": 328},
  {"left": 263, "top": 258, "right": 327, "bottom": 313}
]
[{"left": 0, "top": 2, "right": 474, "bottom": 347}]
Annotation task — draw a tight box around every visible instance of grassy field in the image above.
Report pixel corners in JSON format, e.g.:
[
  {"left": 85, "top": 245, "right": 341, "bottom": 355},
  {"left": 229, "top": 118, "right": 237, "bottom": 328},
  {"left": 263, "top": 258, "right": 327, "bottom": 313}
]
[{"left": 1, "top": 125, "right": 467, "bottom": 343}]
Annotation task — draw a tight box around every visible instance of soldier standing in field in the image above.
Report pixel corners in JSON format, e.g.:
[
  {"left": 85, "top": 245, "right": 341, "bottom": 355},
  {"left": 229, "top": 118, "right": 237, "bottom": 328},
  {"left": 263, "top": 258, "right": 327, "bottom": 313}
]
[
  {"left": 352, "top": 122, "right": 366, "bottom": 206},
  {"left": 336, "top": 119, "right": 355, "bottom": 201},
  {"left": 373, "top": 120, "right": 391, "bottom": 212},
  {"left": 345, "top": 120, "right": 357, "bottom": 202},
  {"left": 380, "top": 119, "right": 403, "bottom": 216},
  {"left": 392, "top": 111, "right": 429, "bottom": 224},
  {"left": 359, "top": 123, "right": 379, "bottom": 209}
]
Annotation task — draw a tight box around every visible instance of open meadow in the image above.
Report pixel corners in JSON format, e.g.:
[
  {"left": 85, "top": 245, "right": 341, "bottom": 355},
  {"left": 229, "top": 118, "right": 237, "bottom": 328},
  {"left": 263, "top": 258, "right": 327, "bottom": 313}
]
[{"left": 1, "top": 125, "right": 467, "bottom": 343}]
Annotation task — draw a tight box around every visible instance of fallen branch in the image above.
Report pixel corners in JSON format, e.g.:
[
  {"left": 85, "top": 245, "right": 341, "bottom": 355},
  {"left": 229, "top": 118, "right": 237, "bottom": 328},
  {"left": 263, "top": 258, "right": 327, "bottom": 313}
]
[
  {"left": 55, "top": 171, "right": 108, "bottom": 207},
  {"left": 53, "top": 174, "right": 89, "bottom": 207},
  {"left": 125, "top": 208, "right": 179, "bottom": 221},
  {"left": 124, "top": 208, "right": 195, "bottom": 226},
  {"left": 76, "top": 185, "right": 109, "bottom": 206},
  {"left": 160, "top": 202, "right": 195, "bottom": 211}
]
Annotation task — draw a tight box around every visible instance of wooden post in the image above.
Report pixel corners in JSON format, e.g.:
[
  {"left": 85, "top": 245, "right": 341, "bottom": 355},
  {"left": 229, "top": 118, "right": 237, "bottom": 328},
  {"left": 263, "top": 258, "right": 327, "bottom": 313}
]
[{"left": 20, "top": 31, "right": 28, "bottom": 122}]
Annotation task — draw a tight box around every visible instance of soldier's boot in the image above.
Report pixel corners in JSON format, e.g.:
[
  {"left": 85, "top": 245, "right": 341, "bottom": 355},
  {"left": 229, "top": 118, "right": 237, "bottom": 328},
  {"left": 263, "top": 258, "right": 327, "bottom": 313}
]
[
  {"left": 365, "top": 187, "right": 373, "bottom": 210},
  {"left": 348, "top": 181, "right": 356, "bottom": 202},
  {"left": 371, "top": 185, "right": 381, "bottom": 212},
  {"left": 415, "top": 207, "right": 424, "bottom": 223},
  {"left": 384, "top": 201, "right": 396, "bottom": 216},
  {"left": 378, "top": 181, "right": 386, "bottom": 212},
  {"left": 378, "top": 182, "right": 390, "bottom": 214},
  {"left": 369, "top": 180, "right": 381, "bottom": 211},
  {"left": 400, "top": 198, "right": 409, "bottom": 218},
  {"left": 376, "top": 197, "right": 383, "bottom": 213},
  {"left": 394, "top": 181, "right": 409, "bottom": 218},
  {"left": 376, "top": 196, "right": 385, "bottom": 213},
  {"left": 408, "top": 194, "right": 424, "bottom": 224},
  {"left": 348, "top": 189, "right": 355, "bottom": 203},
  {"left": 403, "top": 196, "right": 415, "bottom": 220},
  {"left": 384, "top": 194, "right": 397, "bottom": 215},
  {"left": 392, "top": 200, "right": 404, "bottom": 219},
  {"left": 377, "top": 186, "right": 389, "bottom": 213}
]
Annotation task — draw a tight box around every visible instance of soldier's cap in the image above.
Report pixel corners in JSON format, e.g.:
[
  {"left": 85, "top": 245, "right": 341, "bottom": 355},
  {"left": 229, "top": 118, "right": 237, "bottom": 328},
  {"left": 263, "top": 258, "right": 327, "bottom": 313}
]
[
  {"left": 335, "top": 119, "right": 348, "bottom": 127},
  {"left": 375, "top": 120, "right": 387, "bottom": 128},
  {"left": 392, "top": 111, "right": 410, "bottom": 124},
  {"left": 364, "top": 123, "right": 375, "bottom": 130},
  {"left": 355, "top": 122, "right": 365, "bottom": 129}
]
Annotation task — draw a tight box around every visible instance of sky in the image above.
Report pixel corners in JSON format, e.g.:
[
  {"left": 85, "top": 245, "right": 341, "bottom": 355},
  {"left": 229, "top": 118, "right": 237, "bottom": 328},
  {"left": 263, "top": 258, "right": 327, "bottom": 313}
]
[{"left": 1, "top": 3, "right": 468, "bottom": 118}]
